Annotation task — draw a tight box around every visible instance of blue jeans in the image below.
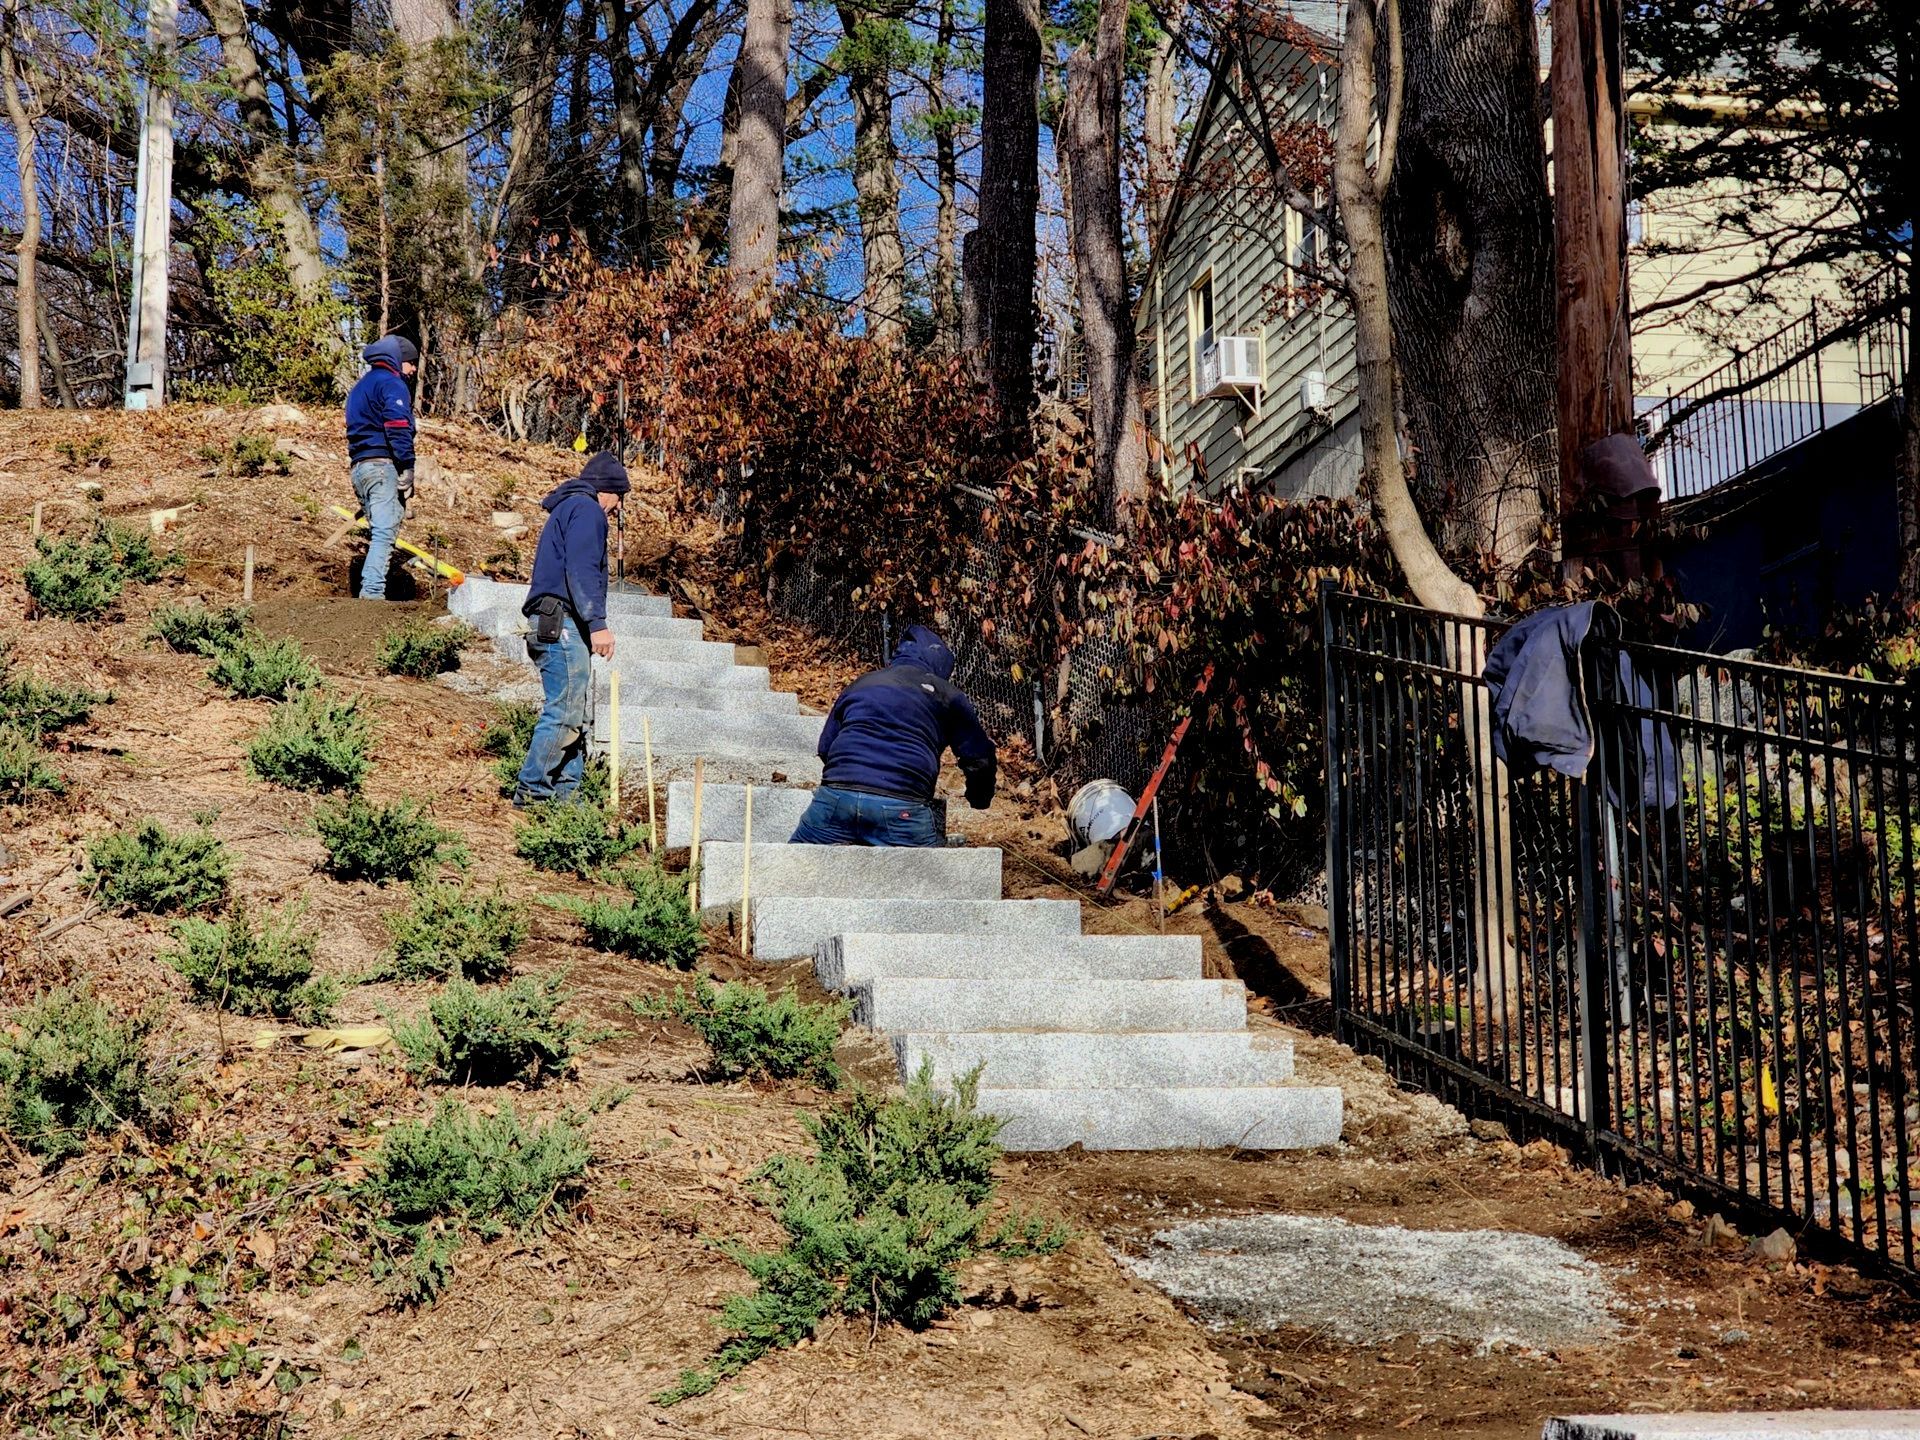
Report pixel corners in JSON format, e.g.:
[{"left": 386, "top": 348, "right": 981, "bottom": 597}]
[
  {"left": 350, "top": 458, "right": 404, "bottom": 601},
  {"left": 789, "top": 785, "right": 941, "bottom": 847},
  {"left": 515, "top": 624, "right": 593, "bottom": 803}
]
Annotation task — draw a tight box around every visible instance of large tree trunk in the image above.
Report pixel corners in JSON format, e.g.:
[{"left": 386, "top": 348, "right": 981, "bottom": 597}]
[
  {"left": 970, "top": 0, "right": 1042, "bottom": 439},
  {"left": 1063, "top": 0, "right": 1146, "bottom": 519},
  {"left": 1335, "top": 0, "right": 1477, "bottom": 615},
  {"left": 728, "top": 0, "right": 793, "bottom": 291},
  {"left": 1, "top": 28, "right": 41, "bottom": 409},
  {"left": 1339, "top": 0, "right": 1526, "bottom": 1044},
  {"left": 1143, "top": 6, "right": 1181, "bottom": 245},
  {"left": 927, "top": 0, "right": 961, "bottom": 351},
  {"left": 1384, "top": 0, "right": 1557, "bottom": 576},
  {"left": 838, "top": 4, "right": 905, "bottom": 342},
  {"left": 488, "top": 0, "right": 566, "bottom": 256},
  {"left": 1549, "top": 0, "right": 1631, "bottom": 571},
  {"left": 606, "top": 0, "right": 650, "bottom": 247},
  {"left": 392, "top": 0, "right": 478, "bottom": 407},
  {"left": 197, "top": 0, "right": 332, "bottom": 301}
]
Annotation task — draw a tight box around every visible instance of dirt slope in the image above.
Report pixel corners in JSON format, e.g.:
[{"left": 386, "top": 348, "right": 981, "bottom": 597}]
[{"left": 2, "top": 407, "right": 1917, "bottom": 1440}]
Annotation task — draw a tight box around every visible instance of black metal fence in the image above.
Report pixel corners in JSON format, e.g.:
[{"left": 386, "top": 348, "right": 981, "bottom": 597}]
[
  {"left": 1638, "top": 264, "right": 1909, "bottom": 502},
  {"left": 1323, "top": 587, "right": 1920, "bottom": 1277}
]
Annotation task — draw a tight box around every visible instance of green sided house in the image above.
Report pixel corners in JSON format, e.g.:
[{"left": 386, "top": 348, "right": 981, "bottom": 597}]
[
  {"left": 1136, "top": 4, "right": 1878, "bottom": 508},
  {"left": 1138, "top": 4, "right": 1357, "bottom": 501}
]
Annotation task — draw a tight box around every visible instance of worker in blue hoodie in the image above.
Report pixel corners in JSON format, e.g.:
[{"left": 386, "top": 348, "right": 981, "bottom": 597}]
[
  {"left": 343, "top": 335, "right": 418, "bottom": 600},
  {"left": 514, "top": 452, "right": 630, "bottom": 805},
  {"left": 789, "top": 625, "right": 997, "bottom": 846}
]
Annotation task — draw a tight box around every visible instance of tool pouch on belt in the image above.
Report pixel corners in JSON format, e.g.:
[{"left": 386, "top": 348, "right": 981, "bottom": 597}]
[{"left": 522, "top": 594, "right": 566, "bottom": 646}]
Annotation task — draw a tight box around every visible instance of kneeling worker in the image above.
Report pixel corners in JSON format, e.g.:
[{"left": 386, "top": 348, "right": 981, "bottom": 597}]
[
  {"left": 790, "top": 625, "right": 996, "bottom": 846},
  {"left": 513, "top": 452, "right": 629, "bottom": 805}
]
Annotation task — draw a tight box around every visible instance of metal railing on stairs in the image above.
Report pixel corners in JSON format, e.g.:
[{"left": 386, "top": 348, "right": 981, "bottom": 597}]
[{"left": 1639, "top": 265, "right": 1910, "bottom": 502}]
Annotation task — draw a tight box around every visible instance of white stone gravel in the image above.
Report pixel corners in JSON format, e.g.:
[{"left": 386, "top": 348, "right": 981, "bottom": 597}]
[{"left": 1117, "top": 1212, "right": 1621, "bottom": 1352}]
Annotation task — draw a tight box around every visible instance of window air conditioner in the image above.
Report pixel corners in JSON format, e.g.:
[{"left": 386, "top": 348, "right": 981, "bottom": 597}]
[{"left": 1201, "top": 335, "right": 1264, "bottom": 398}]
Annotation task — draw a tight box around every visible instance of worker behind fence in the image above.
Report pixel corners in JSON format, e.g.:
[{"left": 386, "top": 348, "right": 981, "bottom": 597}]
[
  {"left": 790, "top": 625, "right": 996, "bottom": 846},
  {"left": 343, "top": 335, "right": 418, "bottom": 601},
  {"left": 513, "top": 452, "right": 629, "bottom": 806}
]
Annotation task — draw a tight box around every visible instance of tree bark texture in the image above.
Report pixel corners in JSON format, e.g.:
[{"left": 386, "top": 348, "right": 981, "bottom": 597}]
[
  {"left": 606, "top": 0, "right": 650, "bottom": 244},
  {"left": 1144, "top": 7, "right": 1182, "bottom": 245},
  {"left": 1063, "top": 0, "right": 1147, "bottom": 518},
  {"left": 198, "top": 0, "right": 333, "bottom": 302},
  {"left": 1383, "top": 0, "right": 1556, "bottom": 576},
  {"left": 1334, "top": 0, "right": 1479, "bottom": 616},
  {"left": 36, "top": 291, "right": 75, "bottom": 408},
  {"left": 837, "top": 5, "right": 905, "bottom": 342},
  {"left": 488, "top": 0, "right": 567, "bottom": 256},
  {"left": 927, "top": 0, "right": 960, "bottom": 350},
  {"left": 971, "top": 0, "right": 1042, "bottom": 438},
  {"left": 1548, "top": 0, "right": 1631, "bottom": 558},
  {"left": 1, "top": 26, "right": 41, "bottom": 408},
  {"left": 728, "top": 0, "right": 793, "bottom": 291}
]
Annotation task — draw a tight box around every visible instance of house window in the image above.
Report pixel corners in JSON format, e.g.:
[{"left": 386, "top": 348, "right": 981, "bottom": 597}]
[{"left": 1188, "top": 271, "right": 1215, "bottom": 399}]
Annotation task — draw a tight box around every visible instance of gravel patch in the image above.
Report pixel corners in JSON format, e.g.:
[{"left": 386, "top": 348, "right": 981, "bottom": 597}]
[{"left": 1118, "top": 1212, "right": 1621, "bottom": 1352}]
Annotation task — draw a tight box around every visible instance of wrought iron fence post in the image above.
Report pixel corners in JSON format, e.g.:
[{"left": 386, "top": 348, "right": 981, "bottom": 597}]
[
  {"left": 1811, "top": 298, "right": 1827, "bottom": 432},
  {"left": 1574, "top": 645, "right": 1614, "bottom": 1152},
  {"left": 1320, "top": 581, "right": 1351, "bottom": 1037}
]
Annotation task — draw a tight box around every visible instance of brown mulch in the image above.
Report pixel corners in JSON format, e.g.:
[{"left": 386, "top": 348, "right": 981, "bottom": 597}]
[{"left": 3, "top": 408, "right": 1920, "bottom": 1440}]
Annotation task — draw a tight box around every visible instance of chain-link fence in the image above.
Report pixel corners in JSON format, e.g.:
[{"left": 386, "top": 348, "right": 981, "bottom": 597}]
[{"left": 751, "top": 481, "right": 1247, "bottom": 882}]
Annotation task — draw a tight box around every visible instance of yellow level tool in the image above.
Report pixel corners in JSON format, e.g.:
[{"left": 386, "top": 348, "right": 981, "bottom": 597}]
[{"left": 328, "top": 505, "right": 467, "bottom": 586}]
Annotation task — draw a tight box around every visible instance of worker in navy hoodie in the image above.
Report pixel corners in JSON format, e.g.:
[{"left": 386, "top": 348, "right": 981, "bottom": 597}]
[
  {"left": 789, "top": 625, "right": 996, "bottom": 846},
  {"left": 514, "top": 452, "right": 629, "bottom": 805},
  {"left": 343, "top": 334, "right": 418, "bottom": 600}
]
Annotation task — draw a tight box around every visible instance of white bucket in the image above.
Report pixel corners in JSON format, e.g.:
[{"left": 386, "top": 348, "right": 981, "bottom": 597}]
[{"left": 1067, "top": 779, "right": 1136, "bottom": 851}]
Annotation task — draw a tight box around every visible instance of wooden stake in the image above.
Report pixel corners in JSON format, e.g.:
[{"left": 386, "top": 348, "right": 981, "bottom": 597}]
[
  {"left": 689, "top": 757, "right": 705, "bottom": 909},
  {"left": 608, "top": 668, "right": 622, "bottom": 815},
  {"left": 740, "top": 783, "right": 753, "bottom": 958},
  {"left": 643, "top": 712, "right": 658, "bottom": 850},
  {"left": 1152, "top": 796, "right": 1166, "bottom": 934},
  {"left": 30, "top": 501, "right": 42, "bottom": 537},
  {"left": 242, "top": 544, "right": 255, "bottom": 602}
]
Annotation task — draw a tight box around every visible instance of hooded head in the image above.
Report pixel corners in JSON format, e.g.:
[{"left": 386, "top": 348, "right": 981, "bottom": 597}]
[
  {"left": 362, "top": 334, "right": 419, "bottom": 371},
  {"left": 579, "top": 451, "right": 631, "bottom": 495},
  {"left": 891, "top": 624, "right": 955, "bottom": 682},
  {"left": 542, "top": 451, "right": 631, "bottom": 511}
]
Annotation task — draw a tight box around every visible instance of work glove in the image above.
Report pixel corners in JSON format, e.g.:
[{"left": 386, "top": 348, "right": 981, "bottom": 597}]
[{"left": 396, "top": 467, "right": 416, "bottom": 514}]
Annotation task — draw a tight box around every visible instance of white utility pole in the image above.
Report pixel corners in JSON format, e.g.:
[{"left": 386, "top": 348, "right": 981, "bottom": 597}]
[{"left": 123, "top": 0, "right": 177, "bottom": 410}]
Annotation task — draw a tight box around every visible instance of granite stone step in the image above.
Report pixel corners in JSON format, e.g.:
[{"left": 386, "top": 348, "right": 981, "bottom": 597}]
[
  {"left": 665, "top": 782, "right": 815, "bottom": 847},
  {"left": 451, "top": 576, "right": 674, "bottom": 620},
  {"left": 466, "top": 606, "right": 705, "bottom": 642},
  {"left": 850, "top": 976, "right": 1248, "bottom": 1033},
  {"left": 594, "top": 707, "right": 823, "bottom": 757},
  {"left": 696, "top": 842, "right": 1002, "bottom": 920},
  {"left": 977, "top": 1084, "right": 1344, "bottom": 1152},
  {"left": 819, "top": 933, "right": 1202, "bottom": 990},
  {"left": 892, "top": 1030, "right": 1295, "bottom": 1089},
  {"left": 750, "top": 896, "right": 1082, "bottom": 961}
]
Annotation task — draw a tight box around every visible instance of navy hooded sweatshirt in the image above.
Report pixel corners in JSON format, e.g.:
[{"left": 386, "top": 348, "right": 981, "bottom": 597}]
[
  {"left": 818, "top": 626, "right": 997, "bottom": 808},
  {"left": 525, "top": 454, "right": 628, "bottom": 634},
  {"left": 345, "top": 337, "right": 417, "bottom": 469}
]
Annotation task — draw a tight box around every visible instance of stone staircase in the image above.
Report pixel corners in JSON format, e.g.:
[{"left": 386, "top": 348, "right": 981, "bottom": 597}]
[{"left": 449, "top": 576, "right": 1343, "bottom": 1151}]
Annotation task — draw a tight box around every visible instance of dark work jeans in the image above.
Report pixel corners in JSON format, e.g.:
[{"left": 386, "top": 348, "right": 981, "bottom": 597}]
[
  {"left": 514, "top": 622, "right": 592, "bottom": 804},
  {"left": 789, "top": 785, "right": 941, "bottom": 847}
]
